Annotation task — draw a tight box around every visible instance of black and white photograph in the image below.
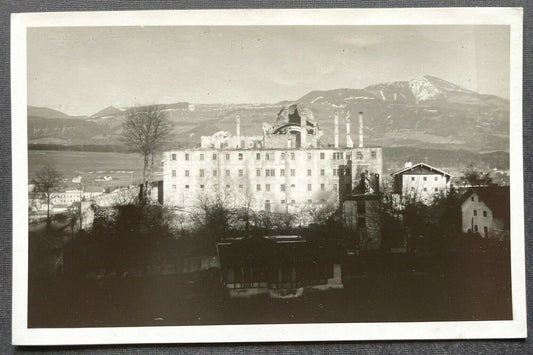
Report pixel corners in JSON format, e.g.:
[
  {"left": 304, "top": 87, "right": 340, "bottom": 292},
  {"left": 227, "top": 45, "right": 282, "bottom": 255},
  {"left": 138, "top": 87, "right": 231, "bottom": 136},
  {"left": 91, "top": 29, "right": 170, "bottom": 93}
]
[{"left": 11, "top": 8, "right": 526, "bottom": 345}]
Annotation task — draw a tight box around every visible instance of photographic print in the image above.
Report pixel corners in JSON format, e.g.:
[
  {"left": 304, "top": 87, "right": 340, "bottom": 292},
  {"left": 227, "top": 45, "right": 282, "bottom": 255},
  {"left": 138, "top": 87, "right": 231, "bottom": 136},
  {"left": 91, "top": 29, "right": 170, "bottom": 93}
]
[{"left": 11, "top": 8, "right": 526, "bottom": 345}]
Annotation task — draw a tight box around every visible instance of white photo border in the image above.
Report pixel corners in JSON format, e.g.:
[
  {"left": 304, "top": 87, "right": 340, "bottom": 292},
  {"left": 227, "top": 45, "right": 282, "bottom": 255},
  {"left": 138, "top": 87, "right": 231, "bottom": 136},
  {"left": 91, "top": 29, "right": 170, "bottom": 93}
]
[{"left": 11, "top": 7, "right": 526, "bottom": 345}]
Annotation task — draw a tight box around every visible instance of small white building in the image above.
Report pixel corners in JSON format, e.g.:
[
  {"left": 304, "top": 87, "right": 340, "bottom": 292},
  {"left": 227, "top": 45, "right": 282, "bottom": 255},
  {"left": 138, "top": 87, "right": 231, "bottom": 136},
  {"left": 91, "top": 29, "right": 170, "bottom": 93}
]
[
  {"left": 391, "top": 162, "right": 452, "bottom": 204},
  {"left": 51, "top": 188, "right": 105, "bottom": 205},
  {"left": 28, "top": 192, "right": 46, "bottom": 211},
  {"left": 460, "top": 186, "right": 510, "bottom": 240}
]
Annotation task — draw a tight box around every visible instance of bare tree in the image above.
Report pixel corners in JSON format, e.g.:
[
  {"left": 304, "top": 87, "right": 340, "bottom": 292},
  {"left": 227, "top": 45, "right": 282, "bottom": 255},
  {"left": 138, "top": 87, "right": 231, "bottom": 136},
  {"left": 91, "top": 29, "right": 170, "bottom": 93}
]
[
  {"left": 233, "top": 180, "right": 255, "bottom": 233},
  {"left": 462, "top": 163, "right": 493, "bottom": 187},
  {"left": 306, "top": 203, "right": 337, "bottom": 226},
  {"left": 255, "top": 210, "right": 274, "bottom": 234},
  {"left": 272, "top": 212, "right": 296, "bottom": 231},
  {"left": 120, "top": 105, "right": 172, "bottom": 203},
  {"left": 31, "top": 164, "right": 64, "bottom": 231},
  {"left": 193, "top": 188, "right": 233, "bottom": 231},
  {"left": 113, "top": 186, "right": 141, "bottom": 206},
  {"left": 172, "top": 210, "right": 188, "bottom": 235},
  {"left": 67, "top": 207, "right": 79, "bottom": 237}
]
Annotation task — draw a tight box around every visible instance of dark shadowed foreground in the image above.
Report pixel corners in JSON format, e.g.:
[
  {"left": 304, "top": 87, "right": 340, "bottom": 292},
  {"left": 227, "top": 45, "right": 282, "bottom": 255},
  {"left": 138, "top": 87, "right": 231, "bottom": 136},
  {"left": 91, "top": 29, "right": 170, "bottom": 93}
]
[{"left": 28, "top": 246, "right": 511, "bottom": 328}]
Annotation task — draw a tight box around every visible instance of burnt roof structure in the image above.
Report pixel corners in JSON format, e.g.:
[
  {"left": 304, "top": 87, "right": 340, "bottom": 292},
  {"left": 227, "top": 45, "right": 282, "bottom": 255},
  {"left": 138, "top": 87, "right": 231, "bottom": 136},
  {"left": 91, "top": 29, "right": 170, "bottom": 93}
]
[{"left": 272, "top": 104, "right": 318, "bottom": 135}]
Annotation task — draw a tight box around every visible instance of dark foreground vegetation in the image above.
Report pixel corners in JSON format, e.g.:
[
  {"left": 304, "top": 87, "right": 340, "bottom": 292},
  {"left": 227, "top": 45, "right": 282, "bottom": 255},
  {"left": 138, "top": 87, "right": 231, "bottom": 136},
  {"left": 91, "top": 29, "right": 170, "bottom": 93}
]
[
  {"left": 28, "top": 235, "right": 511, "bottom": 328},
  {"left": 28, "top": 185, "right": 511, "bottom": 328}
]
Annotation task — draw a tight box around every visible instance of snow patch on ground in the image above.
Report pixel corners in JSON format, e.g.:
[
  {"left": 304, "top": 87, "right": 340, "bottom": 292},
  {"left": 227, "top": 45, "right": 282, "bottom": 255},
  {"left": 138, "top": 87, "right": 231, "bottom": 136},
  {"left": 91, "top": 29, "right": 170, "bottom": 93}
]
[{"left": 344, "top": 96, "right": 375, "bottom": 101}]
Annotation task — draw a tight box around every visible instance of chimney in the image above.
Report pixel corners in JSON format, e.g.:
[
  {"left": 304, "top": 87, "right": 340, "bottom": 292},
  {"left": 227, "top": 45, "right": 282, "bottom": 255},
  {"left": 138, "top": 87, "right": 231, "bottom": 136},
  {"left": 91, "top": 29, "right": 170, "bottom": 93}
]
[
  {"left": 300, "top": 116, "right": 307, "bottom": 148},
  {"left": 236, "top": 115, "right": 241, "bottom": 148},
  {"left": 346, "top": 111, "right": 354, "bottom": 148},
  {"left": 405, "top": 161, "right": 412, "bottom": 168},
  {"left": 334, "top": 112, "right": 339, "bottom": 148},
  {"left": 358, "top": 112, "right": 364, "bottom": 148}
]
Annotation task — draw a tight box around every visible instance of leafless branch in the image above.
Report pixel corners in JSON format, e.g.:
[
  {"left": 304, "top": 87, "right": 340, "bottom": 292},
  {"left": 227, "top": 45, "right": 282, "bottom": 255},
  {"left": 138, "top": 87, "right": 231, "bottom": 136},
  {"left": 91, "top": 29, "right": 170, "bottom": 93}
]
[
  {"left": 31, "top": 164, "right": 64, "bottom": 230},
  {"left": 120, "top": 104, "right": 172, "bottom": 203}
]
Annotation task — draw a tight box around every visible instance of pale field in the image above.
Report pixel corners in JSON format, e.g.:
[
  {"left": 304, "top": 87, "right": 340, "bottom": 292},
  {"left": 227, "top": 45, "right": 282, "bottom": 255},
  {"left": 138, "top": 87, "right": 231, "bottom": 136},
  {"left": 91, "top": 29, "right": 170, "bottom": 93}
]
[{"left": 28, "top": 150, "right": 162, "bottom": 189}]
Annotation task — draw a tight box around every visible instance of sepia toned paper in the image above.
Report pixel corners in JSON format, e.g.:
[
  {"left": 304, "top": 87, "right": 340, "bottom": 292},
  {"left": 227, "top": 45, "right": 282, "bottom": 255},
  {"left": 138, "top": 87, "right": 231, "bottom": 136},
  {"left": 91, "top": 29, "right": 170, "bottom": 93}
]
[{"left": 11, "top": 8, "right": 525, "bottom": 345}]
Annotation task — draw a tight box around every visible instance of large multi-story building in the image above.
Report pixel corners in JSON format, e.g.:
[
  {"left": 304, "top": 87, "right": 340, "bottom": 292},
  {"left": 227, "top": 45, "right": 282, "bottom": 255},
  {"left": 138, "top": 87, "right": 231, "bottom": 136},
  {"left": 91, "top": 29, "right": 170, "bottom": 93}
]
[{"left": 163, "top": 104, "right": 383, "bottom": 217}]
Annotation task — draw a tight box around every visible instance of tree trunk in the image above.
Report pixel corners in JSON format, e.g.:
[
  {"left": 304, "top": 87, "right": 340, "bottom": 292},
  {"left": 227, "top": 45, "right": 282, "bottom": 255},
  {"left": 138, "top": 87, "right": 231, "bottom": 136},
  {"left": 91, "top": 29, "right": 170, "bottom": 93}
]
[
  {"left": 46, "top": 194, "right": 51, "bottom": 232},
  {"left": 149, "top": 150, "right": 155, "bottom": 182},
  {"left": 141, "top": 154, "right": 149, "bottom": 205},
  {"left": 142, "top": 154, "right": 148, "bottom": 185},
  {"left": 147, "top": 151, "right": 155, "bottom": 204},
  {"left": 79, "top": 205, "right": 83, "bottom": 231}
]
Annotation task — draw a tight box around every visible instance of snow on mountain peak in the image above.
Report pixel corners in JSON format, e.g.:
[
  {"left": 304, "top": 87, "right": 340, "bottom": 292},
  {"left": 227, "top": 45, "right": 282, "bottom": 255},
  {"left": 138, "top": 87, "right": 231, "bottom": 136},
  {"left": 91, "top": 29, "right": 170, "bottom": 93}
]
[
  {"left": 407, "top": 75, "right": 475, "bottom": 102},
  {"left": 408, "top": 77, "right": 443, "bottom": 102},
  {"left": 423, "top": 75, "right": 474, "bottom": 94}
]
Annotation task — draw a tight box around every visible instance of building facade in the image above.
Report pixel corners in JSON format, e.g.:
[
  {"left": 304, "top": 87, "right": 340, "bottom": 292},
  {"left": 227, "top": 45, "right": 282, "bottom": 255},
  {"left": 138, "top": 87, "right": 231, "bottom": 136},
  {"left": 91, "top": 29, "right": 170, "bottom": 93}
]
[
  {"left": 342, "top": 172, "right": 382, "bottom": 252},
  {"left": 29, "top": 188, "right": 105, "bottom": 213},
  {"left": 163, "top": 147, "right": 382, "bottom": 213},
  {"left": 391, "top": 162, "right": 451, "bottom": 204},
  {"left": 217, "top": 235, "right": 343, "bottom": 299},
  {"left": 460, "top": 186, "right": 510, "bottom": 240},
  {"left": 163, "top": 106, "right": 383, "bottom": 218},
  {"left": 51, "top": 189, "right": 105, "bottom": 206}
]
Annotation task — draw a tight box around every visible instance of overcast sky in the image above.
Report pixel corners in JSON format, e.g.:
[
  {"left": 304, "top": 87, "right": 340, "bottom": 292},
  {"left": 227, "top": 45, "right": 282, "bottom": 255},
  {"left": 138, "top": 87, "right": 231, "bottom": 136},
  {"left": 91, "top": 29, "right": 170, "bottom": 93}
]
[{"left": 27, "top": 25, "right": 510, "bottom": 116}]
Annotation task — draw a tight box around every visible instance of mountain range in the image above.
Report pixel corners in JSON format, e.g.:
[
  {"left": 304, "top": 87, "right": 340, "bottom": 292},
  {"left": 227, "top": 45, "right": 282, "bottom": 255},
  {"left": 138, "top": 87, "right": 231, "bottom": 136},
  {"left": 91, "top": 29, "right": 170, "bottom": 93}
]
[{"left": 27, "top": 75, "right": 509, "bottom": 152}]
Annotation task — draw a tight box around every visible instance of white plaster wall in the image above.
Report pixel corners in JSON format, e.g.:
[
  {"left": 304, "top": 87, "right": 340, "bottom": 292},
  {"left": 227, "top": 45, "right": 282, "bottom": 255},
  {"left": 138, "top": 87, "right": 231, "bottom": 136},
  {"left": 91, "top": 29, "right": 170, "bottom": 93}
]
[
  {"left": 461, "top": 192, "right": 494, "bottom": 237},
  {"left": 401, "top": 173, "right": 448, "bottom": 203},
  {"left": 163, "top": 147, "right": 383, "bottom": 219}
]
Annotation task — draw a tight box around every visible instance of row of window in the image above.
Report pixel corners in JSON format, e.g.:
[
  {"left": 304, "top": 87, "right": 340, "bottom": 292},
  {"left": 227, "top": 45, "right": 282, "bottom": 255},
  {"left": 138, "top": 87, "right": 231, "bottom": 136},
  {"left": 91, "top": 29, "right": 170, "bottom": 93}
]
[
  {"left": 268, "top": 199, "right": 326, "bottom": 206},
  {"left": 169, "top": 186, "right": 329, "bottom": 206},
  {"left": 171, "top": 183, "right": 338, "bottom": 192},
  {"left": 170, "top": 150, "right": 378, "bottom": 162},
  {"left": 410, "top": 187, "right": 440, "bottom": 192},
  {"left": 410, "top": 176, "right": 440, "bottom": 181},
  {"left": 171, "top": 168, "right": 346, "bottom": 178},
  {"left": 257, "top": 183, "right": 330, "bottom": 192},
  {"left": 473, "top": 210, "right": 488, "bottom": 217}
]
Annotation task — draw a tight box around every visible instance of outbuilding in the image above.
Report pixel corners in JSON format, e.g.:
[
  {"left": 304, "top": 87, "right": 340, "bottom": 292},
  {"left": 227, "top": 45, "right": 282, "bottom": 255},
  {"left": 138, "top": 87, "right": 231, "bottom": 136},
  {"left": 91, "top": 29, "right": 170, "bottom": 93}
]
[
  {"left": 217, "top": 235, "right": 344, "bottom": 299},
  {"left": 460, "top": 186, "right": 510, "bottom": 240}
]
